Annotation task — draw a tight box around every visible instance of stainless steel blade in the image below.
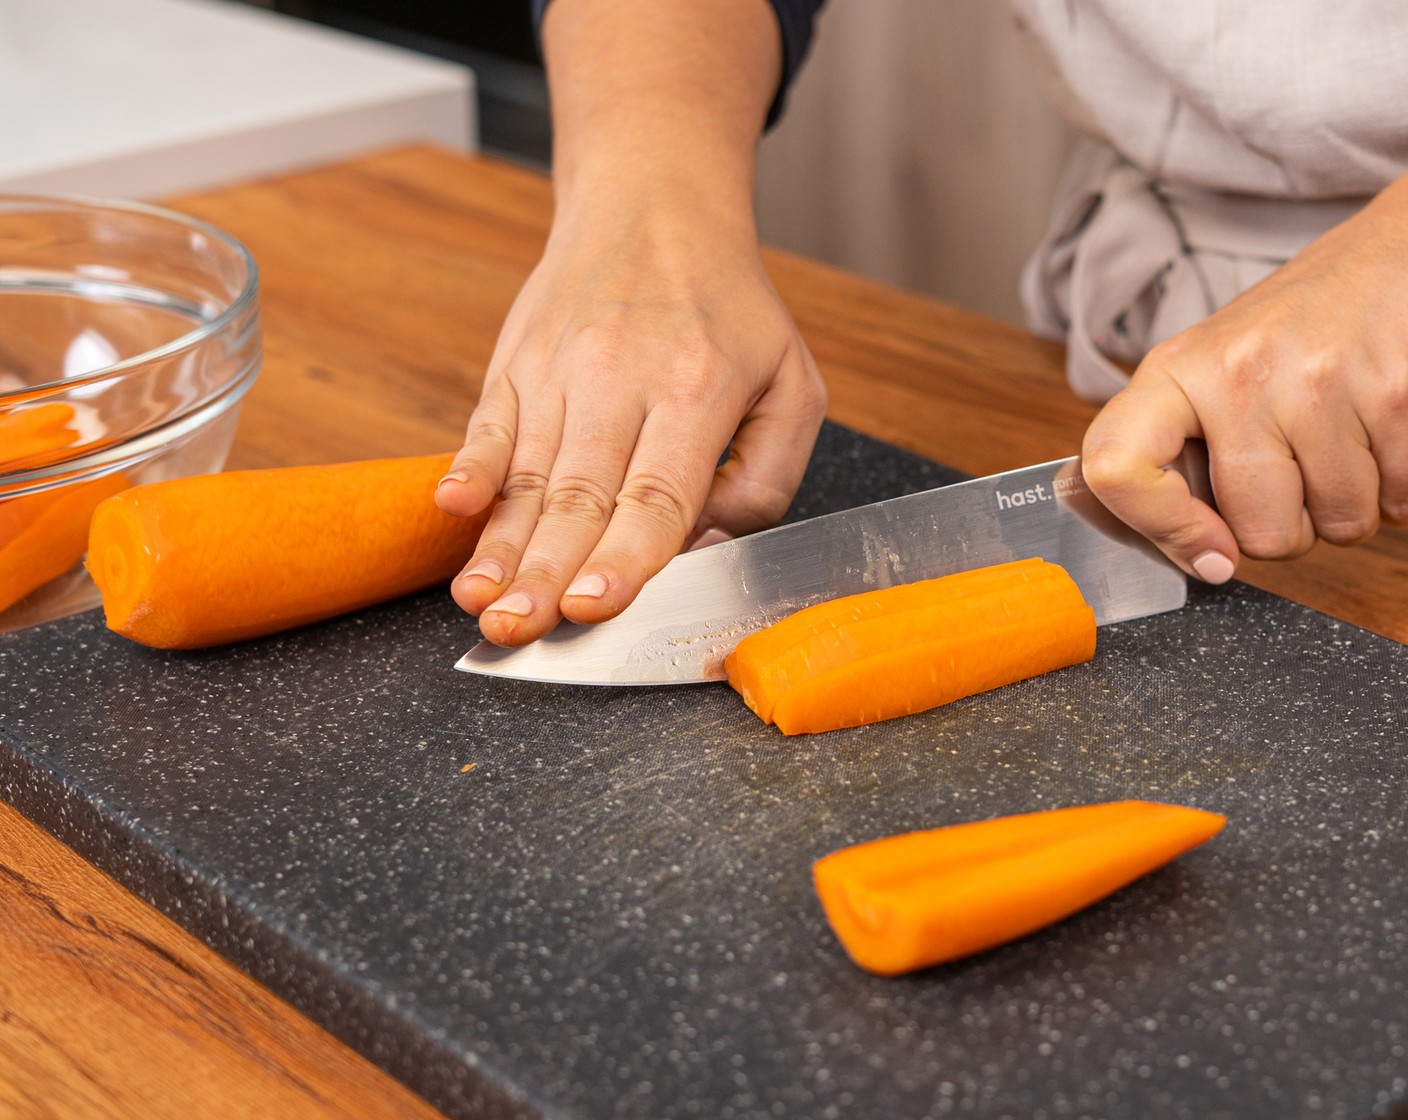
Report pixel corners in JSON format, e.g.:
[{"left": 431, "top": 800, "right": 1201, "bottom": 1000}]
[{"left": 455, "top": 456, "right": 1186, "bottom": 685}]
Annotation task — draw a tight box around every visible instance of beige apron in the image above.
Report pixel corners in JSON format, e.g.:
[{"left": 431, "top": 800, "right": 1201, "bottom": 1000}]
[{"left": 1011, "top": 1, "right": 1408, "bottom": 400}]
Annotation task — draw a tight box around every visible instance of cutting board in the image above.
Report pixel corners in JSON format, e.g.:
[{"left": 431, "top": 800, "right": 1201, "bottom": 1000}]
[{"left": 1, "top": 422, "right": 1405, "bottom": 1120}]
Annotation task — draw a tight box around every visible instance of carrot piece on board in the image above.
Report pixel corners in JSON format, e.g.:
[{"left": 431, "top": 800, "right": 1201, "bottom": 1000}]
[
  {"left": 0, "top": 403, "right": 81, "bottom": 468},
  {"left": 724, "top": 558, "right": 1095, "bottom": 734},
  {"left": 814, "top": 800, "right": 1227, "bottom": 976},
  {"left": 86, "top": 453, "right": 490, "bottom": 649},
  {"left": 0, "top": 473, "right": 131, "bottom": 614}
]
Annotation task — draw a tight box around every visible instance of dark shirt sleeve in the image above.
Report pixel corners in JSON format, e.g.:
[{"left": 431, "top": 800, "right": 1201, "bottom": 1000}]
[{"left": 530, "top": 0, "right": 827, "bottom": 129}]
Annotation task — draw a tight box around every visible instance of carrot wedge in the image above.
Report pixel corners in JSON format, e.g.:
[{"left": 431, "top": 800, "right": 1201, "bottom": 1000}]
[
  {"left": 0, "top": 403, "right": 81, "bottom": 468},
  {"left": 0, "top": 474, "right": 131, "bottom": 614},
  {"left": 813, "top": 800, "right": 1227, "bottom": 975},
  {"left": 86, "top": 453, "right": 491, "bottom": 649},
  {"left": 725, "top": 559, "right": 1095, "bottom": 734}
]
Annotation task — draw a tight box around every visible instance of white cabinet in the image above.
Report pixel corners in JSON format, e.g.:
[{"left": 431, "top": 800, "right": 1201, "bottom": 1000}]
[{"left": 0, "top": 0, "right": 475, "bottom": 199}]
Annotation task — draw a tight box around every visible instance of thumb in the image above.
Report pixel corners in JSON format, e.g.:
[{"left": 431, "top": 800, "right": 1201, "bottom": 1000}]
[{"left": 1081, "top": 367, "right": 1240, "bottom": 584}]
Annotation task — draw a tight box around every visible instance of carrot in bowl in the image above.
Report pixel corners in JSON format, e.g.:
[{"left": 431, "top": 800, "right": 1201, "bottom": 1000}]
[
  {"left": 724, "top": 558, "right": 1095, "bottom": 735},
  {"left": 86, "top": 453, "right": 490, "bottom": 649},
  {"left": 813, "top": 800, "right": 1227, "bottom": 975},
  {"left": 0, "top": 473, "right": 130, "bottom": 614},
  {"left": 0, "top": 403, "right": 81, "bottom": 469}
]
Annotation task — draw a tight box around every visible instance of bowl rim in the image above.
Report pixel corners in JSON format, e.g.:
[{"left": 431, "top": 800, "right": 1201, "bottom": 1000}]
[
  {"left": 0, "top": 355, "right": 260, "bottom": 500},
  {"left": 0, "top": 192, "right": 260, "bottom": 398}
]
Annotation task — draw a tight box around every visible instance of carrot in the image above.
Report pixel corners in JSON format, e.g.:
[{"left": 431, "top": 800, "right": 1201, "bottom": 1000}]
[
  {"left": 0, "top": 473, "right": 131, "bottom": 614},
  {"left": 0, "top": 403, "right": 80, "bottom": 468},
  {"left": 86, "top": 453, "right": 490, "bottom": 649},
  {"left": 725, "top": 558, "right": 1095, "bottom": 735},
  {"left": 813, "top": 800, "right": 1227, "bottom": 975}
]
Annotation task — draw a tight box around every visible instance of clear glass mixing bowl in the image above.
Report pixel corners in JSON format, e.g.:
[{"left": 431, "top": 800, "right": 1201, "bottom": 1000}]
[{"left": 0, "top": 194, "right": 261, "bottom": 632}]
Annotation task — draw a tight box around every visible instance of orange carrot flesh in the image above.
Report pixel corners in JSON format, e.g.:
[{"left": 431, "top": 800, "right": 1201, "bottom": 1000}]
[
  {"left": 86, "top": 453, "right": 490, "bottom": 649},
  {"left": 772, "top": 605, "right": 1096, "bottom": 734},
  {"left": 0, "top": 403, "right": 81, "bottom": 469},
  {"left": 731, "top": 558, "right": 1056, "bottom": 719},
  {"left": 813, "top": 800, "right": 1227, "bottom": 976},
  {"left": 0, "top": 473, "right": 131, "bottom": 614},
  {"left": 724, "top": 559, "right": 1095, "bottom": 734},
  {"left": 740, "top": 561, "right": 1084, "bottom": 726}
]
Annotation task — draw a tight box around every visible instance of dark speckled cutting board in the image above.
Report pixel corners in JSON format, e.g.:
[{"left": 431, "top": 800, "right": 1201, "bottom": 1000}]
[{"left": 1, "top": 422, "right": 1406, "bottom": 1120}]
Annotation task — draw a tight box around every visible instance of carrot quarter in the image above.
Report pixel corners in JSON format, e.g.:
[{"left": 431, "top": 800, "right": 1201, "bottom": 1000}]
[
  {"left": 724, "top": 558, "right": 1095, "bottom": 734},
  {"left": 86, "top": 453, "right": 491, "bottom": 649},
  {"left": 813, "top": 800, "right": 1227, "bottom": 975},
  {"left": 0, "top": 473, "right": 130, "bottom": 614},
  {"left": 0, "top": 403, "right": 81, "bottom": 469}
]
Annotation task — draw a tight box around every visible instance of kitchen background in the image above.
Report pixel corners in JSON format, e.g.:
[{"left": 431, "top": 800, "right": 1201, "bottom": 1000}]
[{"left": 242, "top": 0, "right": 1077, "bottom": 325}]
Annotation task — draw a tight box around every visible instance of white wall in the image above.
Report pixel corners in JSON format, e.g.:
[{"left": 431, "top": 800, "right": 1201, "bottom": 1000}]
[{"left": 756, "top": 0, "right": 1076, "bottom": 325}]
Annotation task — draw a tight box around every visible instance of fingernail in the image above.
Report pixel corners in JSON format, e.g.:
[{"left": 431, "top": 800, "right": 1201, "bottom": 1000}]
[
  {"left": 564, "top": 572, "right": 607, "bottom": 599},
  {"left": 459, "top": 559, "right": 505, "bottom": 585},
  {"left": 1191, "top": 551, "right": 1235, "bottom": 584},
  {"left": 485, "top": 592, "right": 534, "bottom": 617},
  {"left": 437, "top": 471, "right": 471, "bottom": 489},
  {"left": 688, "top": 527, "right": 734, "bottom": 552}
]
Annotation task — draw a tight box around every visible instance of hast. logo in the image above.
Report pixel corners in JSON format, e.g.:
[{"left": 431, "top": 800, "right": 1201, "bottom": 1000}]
[{"left": 994, "top": 484, "right": 1051, "bottom": 511}]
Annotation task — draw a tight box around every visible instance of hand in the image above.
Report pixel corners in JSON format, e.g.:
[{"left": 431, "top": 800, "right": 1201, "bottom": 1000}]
[
  {"left": 1080, "top": 173, "right": 1408, "bottom": 583},
  {"left": 435, "top": 205, "right": 826, "bottom": 646}
]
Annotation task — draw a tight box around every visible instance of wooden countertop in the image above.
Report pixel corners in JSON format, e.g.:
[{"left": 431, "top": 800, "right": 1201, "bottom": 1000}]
[{"left": 2, "top": 146, "right": 1404, "bottom": 1119}]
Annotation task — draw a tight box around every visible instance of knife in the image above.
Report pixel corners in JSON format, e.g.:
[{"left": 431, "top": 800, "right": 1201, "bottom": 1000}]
[{"left": 455, "top": 455, "right": 1190, "bottom": 686}]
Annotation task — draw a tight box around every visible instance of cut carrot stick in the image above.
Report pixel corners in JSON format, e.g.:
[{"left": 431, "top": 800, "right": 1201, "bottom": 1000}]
[
  {"left": 813, "top": 800, "right": 1227, "bottom": 975},
  {"left": 0, "top": 403, "right": 80, "bottom": 468},
  {"left": 86, "top": 453, "right": 491, "bottom": 649},
  {"left": 0, "top": 473, "right": 131, "bottom": 614},
  {"left": 724, "top": 558, "right": 1095, "bottom": 735}
]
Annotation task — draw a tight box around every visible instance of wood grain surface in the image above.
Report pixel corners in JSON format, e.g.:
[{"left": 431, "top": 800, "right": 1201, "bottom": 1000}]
[{"left": 1, "top": 146, "right": 1404, "bottom": 1119}]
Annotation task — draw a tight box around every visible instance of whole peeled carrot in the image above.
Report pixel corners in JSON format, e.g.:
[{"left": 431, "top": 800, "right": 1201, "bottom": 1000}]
[
  {"left": 813, "top": 800, "right": 1227, "bottom": 975},
  {"left": 725, "top": 558, "right": 1095, "bottom": 735},
  {"left": 86, "top": 453, "right": 490, "bottom": 648},
  {"left": 0, "top": 473, "right": 130, "bottom": 614}
]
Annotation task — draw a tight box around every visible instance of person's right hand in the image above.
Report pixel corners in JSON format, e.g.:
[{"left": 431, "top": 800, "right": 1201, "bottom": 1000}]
[{"left": 434, "top": 200, "right": 827, "bottom": 647}]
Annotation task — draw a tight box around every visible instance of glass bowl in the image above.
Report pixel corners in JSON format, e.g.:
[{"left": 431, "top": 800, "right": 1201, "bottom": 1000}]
[{"left": 1, "top": 194, "right": 261, "bottom": 633}]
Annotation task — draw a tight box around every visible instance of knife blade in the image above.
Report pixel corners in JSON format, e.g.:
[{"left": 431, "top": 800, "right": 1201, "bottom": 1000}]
[{"left": 454, "top": 456, "right": 1187, "bottom": 686}]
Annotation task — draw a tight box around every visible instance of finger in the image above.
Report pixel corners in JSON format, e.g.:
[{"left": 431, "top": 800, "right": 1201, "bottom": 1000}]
[
  {"left": 1287, "top": 404, "right": 1379, "bottom": 546},
  {"left": 449, "top": 391, "right": 565, "bottom": 620},
  {"left": 1081, "top": 365, "right": 1241, "bottom": 583},
  {"left": 558, "top": 402, "right": 736, "bottom": 626},
  {"left": 476, "top": 397, "right": 641, "bottom": 645},
  {"left": 1362, "top": 373, "right": 1408, "bottom": 525},
  {"left": 1200, "top": 434, "right": 1316, "bottom": 561},
  {"left": 435, "top": 379, "right": 519, "bottom": 519},
  {"left": 683, "top": 366, "right": 826, "bottom": 548}
]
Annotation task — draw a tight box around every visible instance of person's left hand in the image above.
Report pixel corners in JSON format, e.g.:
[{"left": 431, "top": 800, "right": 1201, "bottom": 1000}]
[{"left": 1080, "top": 172, "right": 1408, "bottom": 584}]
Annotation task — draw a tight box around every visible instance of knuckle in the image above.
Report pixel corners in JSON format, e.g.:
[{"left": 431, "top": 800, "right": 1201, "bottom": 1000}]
[
  {"left": 1368, "top": 363, "right": 1408, "bottom": 416},
  {"left": 1079, "top": 440, "right": 1141, "bottom": 503},
  {"left": 616, "top": 470, "right": 695, "bottom": 533},
  {"left": 1382, "top": 498, "right": 1408, "bottom": 525},
  {"left": 1315, "top": 513, "right": 1378, "bottom": 546},
  {"left": 662, "top": 364, "right": 720, "bottom": 411},
  {"left": 500, "top": 468, "right": 549, "bottom": 505},
  {"left": 1296, "top": 352, "right": 1342, "bottom": 407},
  {"left": 1209, "top": 334, "right": 1280, "bottom": 395},
  {"left": 542, "top": 476, "right": 617, "bottom": 525},
  {"left": 1235, "top": 524, "right": 1309, "bottom": 561},
  {"left": 1140, "top": 337, "right": 1188, "bottom": 375},
  {"left": 569, "top": 324, "right": 629, "bottom": 382},
  {"left": 467, "top": 417, "right": 517, "bottom": 453},
  {"left": 1148, "top": 519, "right": 1209, "bottom": 556}
]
